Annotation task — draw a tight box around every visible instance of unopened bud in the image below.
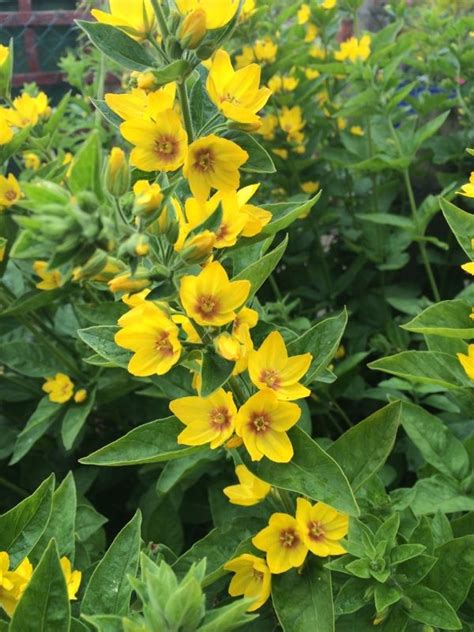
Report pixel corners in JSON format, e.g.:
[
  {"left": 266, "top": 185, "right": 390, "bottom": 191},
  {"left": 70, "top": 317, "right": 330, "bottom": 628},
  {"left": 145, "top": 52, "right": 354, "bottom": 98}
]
[
  {"left": 108, "top": 270, "right": 151, "bottom": 293},
  {"left": 130, "top": 70, "right": 157, "bottom": 91},
  {"left": 179, "top": 9, "right": 207, "bottom": 49},
  {"left": 215, "top": 332, "right": 241, "bottom": 361},
  {"left": 105, "top": 147, "right": 130, "bottom": 198},
  {"left": 133, "top": 180, "right": 163, "bottom": 215},
  {"left": 74, "top": 389, "right": 87, "bottom": 404},
  {"left": 0, "top": 42, "right": 12, "bottom": 99},
  {"left": 180, "top": 230, "right": 215, "bottom": 263}
]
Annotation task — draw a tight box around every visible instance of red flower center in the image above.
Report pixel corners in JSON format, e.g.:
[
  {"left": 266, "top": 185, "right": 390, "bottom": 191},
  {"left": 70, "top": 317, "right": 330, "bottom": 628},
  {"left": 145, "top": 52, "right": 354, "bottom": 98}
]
[
  {"left": 155, "top": 135, "right": 179, "bottom": 162},
  {"left": 308, "top": 521, "right": 325, "bottom": 541},
  {"left": 250, "top": 411, "right": 271, "bottom": 433},
  {"left": 279, "top": 528, "right": 299, "bottom": 549},
  {"left": 194, "top": 149, "right": 214, "bottom": 173},
  {"left": 210, "top": 406, "right": 231, "bottom": 429},
  {"left": 259, "top": 368, "right": 281, "bottom": 390},
  {"left": 155, "top": 332, "right": 173, "bottom": 356},
  {"left": 4, "top": 190, "right": 16, "bottom": 201},
  {"left": 196, "top": 294, "right": 219, "bottom": 319}
]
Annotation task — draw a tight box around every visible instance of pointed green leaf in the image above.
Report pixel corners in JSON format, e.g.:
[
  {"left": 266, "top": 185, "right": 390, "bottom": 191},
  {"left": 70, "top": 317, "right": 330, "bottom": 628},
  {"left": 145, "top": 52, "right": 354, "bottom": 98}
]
[{"left": 402, "top": 300, "right": 474, "bottom": 338}]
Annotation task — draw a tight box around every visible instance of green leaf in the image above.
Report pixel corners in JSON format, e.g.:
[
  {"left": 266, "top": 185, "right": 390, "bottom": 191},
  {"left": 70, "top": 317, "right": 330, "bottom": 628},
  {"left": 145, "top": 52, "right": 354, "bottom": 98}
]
[
  {"left": 334, "top": 578, "right": 370, "bottom": 615},
  {"left": 10, "top": 397, "right": 63, "bottom": 465},
  {"left": 68, "top": 130, "right": 103, "bottom": 199},
  {"left": 9, "top": 540, "right": 70, "bottom": 632},
  {"left": 440, "top": 197, "right": 474, "bottom": 259},
  {"left": 61, "top": 391, "right": 96, "bottom": 450},
  {"left": 374, "top": 584, "right": 401, "bottom": 613},
  {"left": 273, "top": 560, "right": 334, "bottom": 632},
  {"left": 75, "top": 302, "right": 127, "bottom": 326},
  {"left": 425, "top": 535, "right": 474, "bottom": 609},
  {"left": 77, "top": 326, "right": 130, "bottom": 368},
  {"left": 390, "top": 544, "right": 426, "bottom": 565},
  {"left": 0, "top": 341, "right": 70, "bottom": 377},
  {"left": 77, "top": 21, "right": 155, "bottom": 71},
  {"left": 31, "top": 473, "right": 77, "bottom": 561},
  {"left": 246, "top": 427, "right": 359, "bottom": 516},
  {"left": 234, "top": 236, "right": 287, "bottom": 296},
  {"left": 414, "top": 111, "right": 450, "bottom": 149},
  {"left": 262, "top": 192, "right": 321, "bottom": 235},
  {"left": 79, "top": 416, "right": 199, "bottom": 466},
  {"left": 226, "top": 131, "right": 276, "bottom": 174},
  {"left": 81, "top": 511, "right": 142, "bottom": 617},
  {"left": 0, "top": 289, "right": 62, "bottom": 318},
  {"left": 173, "top": 518, "right": 261, "bottom": 583},
  {"left": 200, "top": 352, "right": 234, "bottom": 397},
  {"left": 91, "top": 99, "right": 121, "bottom": 128},
  {"left": 369, "top": 351, "right": 471, "bottom": 389},
  {"left": 403, "top": 585, "right": 461, "bottom": 630},
  {"left": 402, "top": 300, "right": 474, "bottom": 338},
  {"left": 0, "top": 475, "right": 54, "bottom": 565},
  {"left": 392, "top": 475, "right": 474, "bottom": 515},
  {"left": 199, "top": 600, "right": 256, "bottom": 631},
  {"left": 400, "top": 401, "right": 470, "bottom": 480},
  {"left": 327, "top": 401, "right": 401, "bottom": 491},
  {"left": 81, "top": 615, "right": 123, "bottom": 632},
  {"left": 287, "top": 309, "right": 348, "bottom": 382},
  {"left": 356, "top": 213, "right": 414, "bottom": 230},
  {"left": 153, "top": 60, "right": 191, "bottom": 86}
]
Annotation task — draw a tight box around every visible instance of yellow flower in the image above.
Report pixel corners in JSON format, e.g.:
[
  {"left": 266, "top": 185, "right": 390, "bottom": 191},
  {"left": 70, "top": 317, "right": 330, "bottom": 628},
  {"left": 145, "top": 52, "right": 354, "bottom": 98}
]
[
  {"left": 458, "top": 172, "right": 474, "bottom": 198},
  {"left": 321, "top": 0, "right": 336, "bottom": 8},
  {"left": 179, "top": 8, "right": 207, "bottom": 48},
  {"left": 115, "top": 302, "right": 182, "bottom": 376},
  {"left": 461, "top": 262, "right": 474, "bottom": 276},
  {"left": 310, "top": 45, "right": 326, "bottom": 60},
  {"left": 234, "top": 306, "right": 259, "bottom": 336},
  {"left": 121, "top": 109, "right": 188, "bottom": 172},
  {"left": 282, "top": 76, "right": 299, "bottom": 91},
  {"left": 0, "top": 45, "right": 9, "bottom": 68},
  {"left": 207, "top": 49, "right": 271, "bottom": 127},
  {"left": 337, "top": 116, "right": 347, "bottom": 130},
  {"left": 176, "top": 0, "right": 239, "bottom": 29},
  {"left": 133, "top": 180, "right": 163, "bottom": 214},
  {"left": 458, "top": 344, "right": 474, "bottom": 381},
  {"left": 248, "top": 331, "right": 312, "bottom": 400},
  {"left": 105, "top": 84, "right": 176, "bottom": 121},
  {"left": 60, "top": 558, "right": 82, "bottom": 600},
  {"left": 297, "top": 4, "right": 311, "bottom": 24},
  {"left": 33, "top": 261, "right": 62, "bottom": 291},
  {"left": 34, "top": 92, "right": 51, "bottom": 118},
  {"left": 42, "top": 373, "right": 74, "bottom": 404},
  {"left": 236, "top": 45, "right": 255, "bottom": 69},
  {"left": 8, "top": 93, "right": 39, "bottom": 128},
  {"left": 259, "top": 114, "right": 278, "bottom": 141},
  {"left": 74, "top": 389, "right": 88, "bottom": 404},
  {"left": 91, "top": 0, "right": 155, "bottom": 39},
  {"left": 279, "top": 106, "right": 305, "bottom": 141},
  {"left": 305, "top": 23, "right": 318, "bottom": 42},
  {"left": 235, "top": 389, "right": 300, "bottom": 462},
  {"left": 180, "top": 261, "right": 250, "bottom": 327},
  {"left": 0, "top": 115, "right": 13, "bottom": 145},
  {"left": 241, "top": 0, "right": 256, "bottom": 21},
  {"left": 172, "top": 314, "right": 202, "bottom": 343},
  {"left": 301, "top": 181, "right": 319, "bottom": 194},
  {"left": 305, "top": 67, "right": 320, "bottom": 80},
  {"left": 268, "top": 75, "right": 282, "bottom": 94},
  {"left": 0, "top": 174, "right": 20, "bottom": 210},
  {"left": 252, "top": 513, "right": 308, "bottom": 573},
  {"left": 170, "top": 388, "right": 237, "bottom": 448},
  {"left": 295, "top": 498, "right": 348, "bottom": 556},
  {"left": 224, "top": 464, "right": 271, "bottom": 506},
  {"left": 183, "top": 134, "right": 248, "bottom": 201},
  {"left": 253, "top": 38, "right": 278, "bottom": 63},
  {"left": 273, "top": 148, "right": 288, "bottom": 160},
  {"left": 224, "top": 554, "right": 271, "bottom": 612},
  {"left": 335, "top": 35, "right": 371, "bottom": 63},
  {"left": 0, "top": 553, "right": 33, "bottom": 617},
  {"left": 23, "top": 152, "right": 41, "bottom": 171},
  {"left": 105, "top": 147, "right": 129, "bottom": 197},
  {"left": 350, "top": 125, "right": 364, "bottom": 136},
  {"left": 130, "top": 70, "right": 157, "bottom": 91}
]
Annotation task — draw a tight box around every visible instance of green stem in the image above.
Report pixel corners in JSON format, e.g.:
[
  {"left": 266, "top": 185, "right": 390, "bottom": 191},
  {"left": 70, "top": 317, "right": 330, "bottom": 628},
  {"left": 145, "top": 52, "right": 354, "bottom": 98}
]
[
  {"left": 147, "top": 33, "right": 168, "bottom": 63},
  {"left": 114, "top": 197, "right": 129, "bottom": 226},
  {"left": 95, "top": 52, "right": 106, "bottom": 129},
  {"left": 150, "top": 0, "right": 169, "bottom": 38},
  {"left": 178, "top": 81, "right": 194, "bottom": 142}
]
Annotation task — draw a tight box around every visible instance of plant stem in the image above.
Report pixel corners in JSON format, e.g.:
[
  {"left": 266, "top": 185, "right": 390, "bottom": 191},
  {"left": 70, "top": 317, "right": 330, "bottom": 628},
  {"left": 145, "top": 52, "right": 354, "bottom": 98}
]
[
  {"left": 178, "top": 81, "right": 194, "bottom": 143},
  {"left": 150, "top": 0, "right": 170, "bottom": 38},
  {"left": 95, "top": 52, "right": 106, "bottom": 129}
]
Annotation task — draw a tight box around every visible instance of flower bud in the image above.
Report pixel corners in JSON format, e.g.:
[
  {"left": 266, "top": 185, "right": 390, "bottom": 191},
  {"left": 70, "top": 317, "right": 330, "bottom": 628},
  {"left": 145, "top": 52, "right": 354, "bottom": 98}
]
[
  {"left": 133, "top": 180, "right": 163, "bottom": 216},
  {"left": 0, "top": 42, "right": 12, "bottom": 99},
  {"left": 74, "top": 389, "right": 87, "bottom": 404},
  {"left": 179, "top": 9, "right": 207, "bottom": 49},
  {"left": 76, "top": 249, "right": 109, "bottom": 280},
  {"left": 130, "top": 70, "right": 157, "bottom": 91},
  {"left": 215, "top": 332, "right": 241, "bottom": 361},
  {"left": 105, "top": 147, "right": 130, "bottom": 198},
  {"left": 108, "top": 271, "right": 151, "bottom": 293},
  {"left": 0, "top": 237, "right": 7, "bottom": 263},
  {"left": 180, "top": 231, "right": 216, "bottom": 263}
]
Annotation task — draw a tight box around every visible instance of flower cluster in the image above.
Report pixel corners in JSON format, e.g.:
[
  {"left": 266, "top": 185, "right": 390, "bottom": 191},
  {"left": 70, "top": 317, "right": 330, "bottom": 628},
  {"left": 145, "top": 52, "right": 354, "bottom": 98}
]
[
  {"left": 0, "top": 552, "right": 80, "bottom": 618},
  {"left": 42, "top": 373, "right": 87, "bottom": 405}
]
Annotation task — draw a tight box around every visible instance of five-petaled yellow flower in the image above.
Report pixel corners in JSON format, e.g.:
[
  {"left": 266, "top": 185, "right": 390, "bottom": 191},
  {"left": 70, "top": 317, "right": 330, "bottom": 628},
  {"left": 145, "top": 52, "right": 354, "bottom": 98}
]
[
  {"left": 179, "top": 261, "right": 250, "bottom": 327},
  {"left": 33, "top": 261, "right": 62, "bottom": 291},
  {"left": 224, "top": 554, "right": 271, "bottom": 611},
  {"left": 335, "top": 35, "right": 371, "bottom": 63},
  {"left": 295, "top": 498, "right": 348, "bottom": 557},
  {"left": 253, "top": 513, "right": 308, "bottom": 574},
  {"left": 248, "top": 331, "right": 312, "bottom": 400},
  {"left": 115, "top": 302, "right": 182, "bottom": 376},
  {"left": 224, "top": 464, "right": 271, "bottom": 506},
  {"left": 0, "top": 174, "right": 20, "bottom": 210},
  {"left": 0, "top": 553, "right": 33, "bottom": 617},
  {"left": 121, "top": 109, "right": 188, "bottom": 172},
  {"left": 183, "top": 135, "right": 248, "bottom": 201},
  {"left": 42, "top": 373, "right": 74, "bottom": 404},
  {"left": 91, "top": 0, "right": 155, "bottom": 39},
  {"left": 297, "top": 4, "right": 310, "bottom": 24},
  {"left": 170, "top": 388, "right": 237, "bottom": 448},
  {"left": 175, "top": 0, "right": 239, "bottom": 29},
  {"left": 207, "top": 49, "right": 271, "bottom": 127},
  {"left": 235, "top": 389, "right": 300, "bottom": 462},
  {"left": 457, "top": 344, "right": 474, "bottom": 381},
  {"left": 253, "top": 38, "right": 278, "bottom": 63}
]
